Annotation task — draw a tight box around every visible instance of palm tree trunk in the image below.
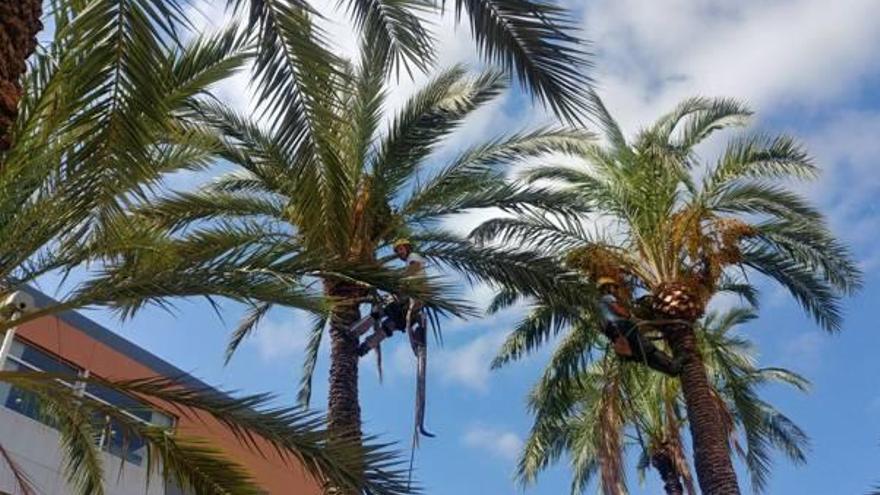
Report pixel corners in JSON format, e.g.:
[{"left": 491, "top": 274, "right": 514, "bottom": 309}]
[
  {"left": 325, "top": 282, "right": 364, "bottom": 440},
  {"left": 651, "top": 445, "right": 684, "bottom": 495},
  {"left": 327, "top": 303, "right": 362, "bottom": 439},
  {"left": 0, "top": 0, "right": 43, "bottom": 151},
  {"left": 666, "top": 324, "right": 741, "bottom": 495}
]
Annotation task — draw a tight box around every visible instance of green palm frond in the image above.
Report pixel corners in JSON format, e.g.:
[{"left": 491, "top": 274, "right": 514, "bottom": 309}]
[
  {"left": 469, "top": 212, "right": 593, "bottom": 253},
  {"left": 372, "top": 66, "right": 506, "bottom": 198},
  {"left": 706, "top": 134, "right": 817, "bottom": 192},
  {"left": 670, "top": 98, "right": 752, "bottom": 152},
  {"left": 491, "top": 304, "right": 570, "bottom": 369},
  {"left": 231, "top": 0, "right": 592, "bottom": 124},
  {"left": 449, "top": 0, "right": 592, "bottom": 122},
  {"left": 297, "top": 311, "right": 329, "bottom": 407},
  {"left": 226, "top": 302, "right": 274, "bottom": 363},
  {"left": 514, "top": 308, "right": 810, "bottom": 494},
  {"left": 741, "top": 247, "right": 842, "bottom": 331},
  {"left": 0, "top": 371, "right": 414, "bottom": 495},
  {"left": 340, "top": 0, "right": 435, "bottom": 75},
  {"left": 414, "top": 231, "right": 579, "bottom": 301},
  {"left": 402, "top": 128, "right": 594, "bottom": 221}
]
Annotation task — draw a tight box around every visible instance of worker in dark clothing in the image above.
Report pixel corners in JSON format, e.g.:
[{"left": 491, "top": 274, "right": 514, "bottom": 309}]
[
  {"left": 596, "top": 277, "right": 681, "bottom": 376},
  {"left": 358, "top": 238, "right": 426, "bottom": 356}
]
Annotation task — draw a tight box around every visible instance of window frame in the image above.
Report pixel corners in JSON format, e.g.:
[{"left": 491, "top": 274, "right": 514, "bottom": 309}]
[{"left": 1, "top": 337, "right": 177, "bottom": 466}]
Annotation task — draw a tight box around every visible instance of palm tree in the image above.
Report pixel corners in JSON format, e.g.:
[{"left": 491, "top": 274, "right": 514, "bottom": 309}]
[
  {"left": 0, "top": 0, "right": 42, "bottom": 150},
  {"left": 512, "top": 308, "right": 809, "bottom": 495},
  {"left": 88, "top": 39, "right": 588, "bottom": 447},
  {"left": 473, "top": 94, "right": 861, "bottom": 494},
  {"left": 0, "top": 7, "right": 411, "bottom": 494}
]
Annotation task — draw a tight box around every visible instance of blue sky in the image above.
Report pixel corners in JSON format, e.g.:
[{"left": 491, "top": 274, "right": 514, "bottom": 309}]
[{"left": 39, "top": 0, "right": 880, "bottom": 493}]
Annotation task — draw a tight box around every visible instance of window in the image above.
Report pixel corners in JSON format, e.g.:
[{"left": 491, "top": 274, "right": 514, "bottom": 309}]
[
  {"left": 85, "top": 383, "right": 174, "bottom": 466},
  {"left": 0, "top": 338, "right": 175, "bottom": 466},
  {"left": 0, "top": 339, "right": 80, "bottom": 426}
]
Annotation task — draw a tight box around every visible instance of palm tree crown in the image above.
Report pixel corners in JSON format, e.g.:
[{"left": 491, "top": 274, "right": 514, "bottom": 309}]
[
  {"left": 474, "top": 94, "right": 861, "bottom": 494},
  {"left": 86, "top": 38, "right": 588, "bottom": 458},
  {"left": 515, "top": 308, "right": 809, "bottom": 495}
]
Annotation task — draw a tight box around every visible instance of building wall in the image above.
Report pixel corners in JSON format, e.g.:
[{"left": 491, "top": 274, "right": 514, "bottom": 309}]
[
  {"left": 1, "top": 315, "right": 322, "bottom": 495},
  {"left": 0, "top": 407, "right": 163, "bottom": 495}
]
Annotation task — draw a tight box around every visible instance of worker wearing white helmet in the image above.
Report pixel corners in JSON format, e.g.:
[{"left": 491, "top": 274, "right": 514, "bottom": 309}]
[{"left": 359, "top": 238, "right": 427, "bottom": 355}]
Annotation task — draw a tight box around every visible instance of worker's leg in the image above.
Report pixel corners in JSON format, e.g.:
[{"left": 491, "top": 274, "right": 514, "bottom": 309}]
[
  {"left": 358, "top": 302, "right": 405, "bottom": 356},
  {"left": 358, "top": 329, "right": 385, "bottom": 356},
  {"left": 643, "top": 347, "right": 681, "bottom": 376},
  {"left": 604, "top": 323, "right": 633, "bottom": 357},
  {"left": 620, "top": 322, "right": 680, "bottom": 376}
]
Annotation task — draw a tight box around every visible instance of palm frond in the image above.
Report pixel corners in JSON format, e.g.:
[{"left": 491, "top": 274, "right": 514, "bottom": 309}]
[
  {"left": 340, "top": 0, "right": 435, "bottom": 75},
  {"left": 450, "top": 0, "right": 592, "bottom": 122},
  {"left": 226, "top": 302, "right": 274, "bottom": 363},
  {"left": 372, "top": 67, "right": 505, "bottom": 199},
  {"left": 297, "top": 311, "right": 328, "bottom": 407},
  {"left": 0, "top": 371, "right": 415, "bottom": 495},
  {"left": 705, "top": 134, "right": 817, "bottom": 194},
  {"left": 0, "top": 441, "right": 36, "bottom": 495},
  {"left": 402, "top": 128, "right": 594, "bottom": 221}
]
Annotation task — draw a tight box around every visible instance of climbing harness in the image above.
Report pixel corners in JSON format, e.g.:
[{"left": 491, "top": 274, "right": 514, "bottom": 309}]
[{"left": 354, "top": 295, "right": 436, "bottom": 441}]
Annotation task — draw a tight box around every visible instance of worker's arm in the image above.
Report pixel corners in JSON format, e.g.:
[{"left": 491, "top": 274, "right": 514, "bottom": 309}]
[
  {"left": 403, "top": 260, "right": 422, "bottom": 277},
  {"left": 608, "top": 300, "right": 631, "bottom": 319},
  {"left": 403, "top": 253, "right": 426, "bottom": 277}
]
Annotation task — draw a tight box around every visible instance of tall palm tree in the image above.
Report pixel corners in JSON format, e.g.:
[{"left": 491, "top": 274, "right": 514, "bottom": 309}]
[
  {"left": 0, "top": 7, "right": 411, "bottom": 494},
  {"left": 473, "top": 94, "right": 861, "bottom": 494},
  {"left": 512, "top": 308, "right": 809, "bottom": 495},
  {"left": 89, "top": 40, "right": 588, "bottom": 446}
]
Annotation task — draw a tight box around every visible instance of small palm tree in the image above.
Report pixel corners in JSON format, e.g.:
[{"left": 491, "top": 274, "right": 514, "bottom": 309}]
[
  {"left": 0, "top": 9, "right": 411, "bottom": 494},
  {"left": 474, "top": 94, "right": 861, "bottom": 494},
  {"left": 514, "top": 308, "right": 809, "bottom": 495},
  {"left": 91, "top": 39, "right": 587, "bottom": 448}
]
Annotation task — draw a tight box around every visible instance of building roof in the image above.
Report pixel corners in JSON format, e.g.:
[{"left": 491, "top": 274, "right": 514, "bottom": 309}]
[{"left": 23, "top": 286, "right": 217, "bottom": 392}]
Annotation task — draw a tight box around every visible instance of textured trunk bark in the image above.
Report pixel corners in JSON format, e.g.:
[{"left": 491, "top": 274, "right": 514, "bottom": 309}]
[
  {"left": 666, "top": 324, "right": 741, "bottom": 495},
  {"left": 651, "top": 447, "right": 684, "bottom": 495},
  {"left": 0, "top": 0, "right": 43, "bottom": 151},
  {"left": 327, "top": 296, "right": 362, "bottom": 440},
  {"left": 324, "top": 287, "right": 364, "bottom": 495}
]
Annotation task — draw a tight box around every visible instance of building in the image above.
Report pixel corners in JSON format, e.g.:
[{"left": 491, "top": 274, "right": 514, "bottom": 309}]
[{"left": 0, "top": 289, "right": 322, "bottom": 495}]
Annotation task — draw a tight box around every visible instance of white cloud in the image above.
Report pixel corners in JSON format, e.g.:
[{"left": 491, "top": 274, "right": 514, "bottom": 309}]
[
  {"left": 579, "top": 0, "right": 880, "bottom": 130},
  {"left": 391, "top": 328, "right": 511, "bottom": 393},
  {"left": 434, "top": 331, "right": 509, "bottom": 392},
  {"left": 250, "top": 311, "right": 315, "bottom": 361},
  {"left": 462, "top": 425, "right": 523, "bottom": 461}
]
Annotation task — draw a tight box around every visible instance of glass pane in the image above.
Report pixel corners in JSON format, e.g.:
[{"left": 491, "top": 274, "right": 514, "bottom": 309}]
[
  {"left": 104, "top": 417, "right": 145, "bottom": 466},
  {"left": 85, "top": 383, "right": 153, "bottom": 422},
  {"left": 0, "top": 360, "right": 13, "bottom": 404},
  {"left": 150, "top": 410, "right": 174, "bottom": 428},
  {"left": 10, "top": 340, "right": 79, "bottom": 378},
  {"left": 2, "top": 360, "right": 52, "bottom": 426}
]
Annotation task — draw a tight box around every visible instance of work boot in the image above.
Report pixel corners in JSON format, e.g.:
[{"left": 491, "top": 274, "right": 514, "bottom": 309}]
[{"left": 647, "top": 349, "right": 681, "bottom": 377}]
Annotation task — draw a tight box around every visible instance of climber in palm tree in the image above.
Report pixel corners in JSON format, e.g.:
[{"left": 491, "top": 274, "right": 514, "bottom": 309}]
[
  {"left": 596, "top": 277, "right": 680, "bottom": 376},
  {"left": 359, "top": 238, "right": 428, "bottom": 356}
]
